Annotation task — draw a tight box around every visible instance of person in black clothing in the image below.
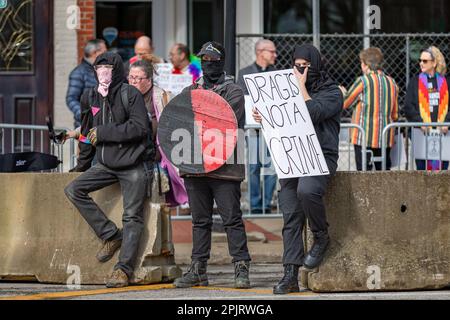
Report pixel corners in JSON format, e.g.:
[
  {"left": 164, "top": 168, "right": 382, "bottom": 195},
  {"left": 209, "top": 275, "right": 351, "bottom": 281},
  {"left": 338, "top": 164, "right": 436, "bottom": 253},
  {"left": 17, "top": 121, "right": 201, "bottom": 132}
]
[
  {"left": 253, "top": 44, "right": 343, "bottom": 294},
  {"left": 173, "top": 41, "right": 251, "bottom": 289},
  {"left": 64, "top": 52, "right": 154, "bottom": 288},
  {"left": 66, "top": 39, "right": 107, "bottom": 128},
  {"left": 404, "top": 46, "right": 450, "bottom": 170}
]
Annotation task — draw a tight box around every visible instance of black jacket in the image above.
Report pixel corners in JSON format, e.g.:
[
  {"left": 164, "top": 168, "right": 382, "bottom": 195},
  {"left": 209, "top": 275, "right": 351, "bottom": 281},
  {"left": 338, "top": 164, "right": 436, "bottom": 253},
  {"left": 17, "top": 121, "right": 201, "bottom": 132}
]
[
  {"left": 305, "top": 81, "right": 343, "bottom": 166},
  {"left": 74, "top": 52, "right": 151, "bottom": 171},
  {"left": 66, "top": 59, "right": 97, "bottom": 128},
  {"left": 236, "top": 63, "right": 276, "bottom": 94},
  {"left": 180, "top": 74, "right": 246, "bottom": 181},
  {"left": 405, "top": 74, "right": 450, "bottom": 123}
]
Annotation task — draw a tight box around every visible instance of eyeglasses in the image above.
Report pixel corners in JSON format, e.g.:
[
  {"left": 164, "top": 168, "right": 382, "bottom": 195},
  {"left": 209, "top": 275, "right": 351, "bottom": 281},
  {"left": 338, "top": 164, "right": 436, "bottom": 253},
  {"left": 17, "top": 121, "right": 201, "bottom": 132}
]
[
  {"left": 261, "top": 49, "right": 277, "bottom": 54},
  {"left": 201, "top": 55, "right": 221, "bottom": 61},
  {"left": 419, "top": 59, "right": 433, "bottom": 64},
  {"left": 127, "top": 75, "right": 149, "bottom": 83}
]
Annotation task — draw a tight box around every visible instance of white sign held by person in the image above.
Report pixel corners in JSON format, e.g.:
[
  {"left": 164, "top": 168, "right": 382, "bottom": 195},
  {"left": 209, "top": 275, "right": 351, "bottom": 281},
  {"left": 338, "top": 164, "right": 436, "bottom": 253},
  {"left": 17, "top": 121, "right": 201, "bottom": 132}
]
[
  {"left": 412, "top": 128, "right": 450, "bottom": 161},
  {"left": 243, "top": 69, "right": 329, "bottom": 179},
  {"left": 154, "top": 63, "right": 193, "bottom": 95}
]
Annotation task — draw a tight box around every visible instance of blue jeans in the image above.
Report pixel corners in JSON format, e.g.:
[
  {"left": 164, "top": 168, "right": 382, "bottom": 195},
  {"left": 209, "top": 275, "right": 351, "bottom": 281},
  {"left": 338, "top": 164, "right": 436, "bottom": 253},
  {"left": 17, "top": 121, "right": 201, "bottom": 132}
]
[{"left": 247, "top": 131, "right": 277, "bottom": 213}]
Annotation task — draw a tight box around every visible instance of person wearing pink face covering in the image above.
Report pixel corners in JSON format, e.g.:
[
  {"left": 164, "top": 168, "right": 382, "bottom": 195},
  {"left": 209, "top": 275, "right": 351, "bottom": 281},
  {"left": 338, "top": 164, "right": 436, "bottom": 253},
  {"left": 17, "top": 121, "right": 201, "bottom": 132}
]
[{"left": 64, "top": 52, "right": 155, "bottom": 288}]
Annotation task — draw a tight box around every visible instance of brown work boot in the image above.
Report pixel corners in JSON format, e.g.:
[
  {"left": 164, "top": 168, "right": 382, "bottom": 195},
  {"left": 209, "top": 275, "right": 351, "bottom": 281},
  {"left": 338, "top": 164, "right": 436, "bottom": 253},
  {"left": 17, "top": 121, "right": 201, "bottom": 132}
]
[
  {"left": 105, "top": 269, "right": 129, "bottom": 288},
  {"left": 96, "top": 236, "right": 122, "bottom": 263}
]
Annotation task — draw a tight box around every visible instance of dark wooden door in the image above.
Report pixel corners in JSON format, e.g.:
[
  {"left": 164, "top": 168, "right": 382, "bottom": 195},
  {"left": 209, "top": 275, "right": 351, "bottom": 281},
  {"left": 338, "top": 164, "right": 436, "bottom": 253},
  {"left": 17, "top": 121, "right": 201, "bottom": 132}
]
[{"left": 0, "top": 0, "right": 53, "bottom": 152}]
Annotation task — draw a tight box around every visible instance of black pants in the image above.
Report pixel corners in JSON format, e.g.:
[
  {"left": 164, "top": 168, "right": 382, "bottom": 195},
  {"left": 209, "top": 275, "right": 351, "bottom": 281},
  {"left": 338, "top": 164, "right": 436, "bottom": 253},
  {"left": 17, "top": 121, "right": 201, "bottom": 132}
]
[
  {"left": 184, "top": 177, "right": 251, "bottom": 263},
  {"left": 354, "top": 145, "right": 391, "bottom": 171},
  {"left": 278, "top": 160, "right": 337, "bottom": 266},
  {"left": 65, "top": 162, "right": 150, "bottom": 278}
]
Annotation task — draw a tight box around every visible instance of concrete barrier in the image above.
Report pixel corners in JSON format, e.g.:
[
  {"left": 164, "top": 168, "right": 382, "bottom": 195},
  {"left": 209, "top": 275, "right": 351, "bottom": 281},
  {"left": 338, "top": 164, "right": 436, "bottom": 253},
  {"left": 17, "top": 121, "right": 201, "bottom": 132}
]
[
  {"left": 0, "top": 173, "right": 181, "bottom": 285},
  {"left": 303, "top": 171, "right": 450, "bottom": 292}
]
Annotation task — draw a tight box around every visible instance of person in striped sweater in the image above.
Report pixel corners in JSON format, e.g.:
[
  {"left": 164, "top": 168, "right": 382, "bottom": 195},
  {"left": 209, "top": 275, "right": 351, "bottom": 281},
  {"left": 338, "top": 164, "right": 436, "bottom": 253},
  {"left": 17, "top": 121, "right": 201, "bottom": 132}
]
[{"left": 343, "top": 47, "right": 399, "bottom": 171}]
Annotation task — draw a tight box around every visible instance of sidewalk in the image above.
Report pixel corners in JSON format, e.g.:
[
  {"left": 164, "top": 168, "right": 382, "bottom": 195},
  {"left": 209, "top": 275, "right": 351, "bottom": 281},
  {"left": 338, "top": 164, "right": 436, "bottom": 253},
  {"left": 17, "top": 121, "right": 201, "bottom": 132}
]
[{"left": 172, "top": 218, "right": 284, "bottom": 265}]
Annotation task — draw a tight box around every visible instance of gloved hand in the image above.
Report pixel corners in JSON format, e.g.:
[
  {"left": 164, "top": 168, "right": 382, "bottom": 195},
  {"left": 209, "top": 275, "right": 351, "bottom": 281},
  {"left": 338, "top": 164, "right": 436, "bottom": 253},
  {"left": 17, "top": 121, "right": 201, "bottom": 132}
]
[{"left": 87, "top": 127, "right": 98, "bottom": 146}]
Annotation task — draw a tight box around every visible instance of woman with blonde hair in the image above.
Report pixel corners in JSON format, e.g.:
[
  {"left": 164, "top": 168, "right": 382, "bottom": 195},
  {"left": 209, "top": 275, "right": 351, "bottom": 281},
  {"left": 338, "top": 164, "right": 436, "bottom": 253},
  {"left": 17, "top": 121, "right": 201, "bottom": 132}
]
[{"left": 405, "top": 46, "right": 450, "bottom": 170}]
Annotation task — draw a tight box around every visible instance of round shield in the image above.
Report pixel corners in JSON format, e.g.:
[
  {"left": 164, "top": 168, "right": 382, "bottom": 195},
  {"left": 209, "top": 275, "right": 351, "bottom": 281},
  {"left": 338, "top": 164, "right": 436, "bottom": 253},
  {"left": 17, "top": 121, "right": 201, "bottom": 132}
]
[{"left": 158, "top": 89, "right": 238, "bottom": 174}]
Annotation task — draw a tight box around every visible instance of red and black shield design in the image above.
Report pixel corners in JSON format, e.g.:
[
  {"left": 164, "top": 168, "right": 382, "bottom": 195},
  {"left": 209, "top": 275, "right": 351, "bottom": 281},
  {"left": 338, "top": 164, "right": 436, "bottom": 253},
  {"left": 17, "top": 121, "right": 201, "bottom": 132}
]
[{"left": 158, "top": 89, "right": 238, "bottom": 174}]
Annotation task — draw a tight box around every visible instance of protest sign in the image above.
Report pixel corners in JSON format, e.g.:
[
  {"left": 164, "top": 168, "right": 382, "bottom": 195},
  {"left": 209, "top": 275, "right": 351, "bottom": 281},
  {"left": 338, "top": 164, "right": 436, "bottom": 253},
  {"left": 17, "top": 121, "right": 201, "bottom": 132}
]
[
  {"left": 243, "top": 69, "right": 329, "bottom": 178},
  {"left": 412, "top": 128, "right": 450, "bottom": 161},
  {"left": 154, "top": 63, "right": 193, "bottom": 95}
]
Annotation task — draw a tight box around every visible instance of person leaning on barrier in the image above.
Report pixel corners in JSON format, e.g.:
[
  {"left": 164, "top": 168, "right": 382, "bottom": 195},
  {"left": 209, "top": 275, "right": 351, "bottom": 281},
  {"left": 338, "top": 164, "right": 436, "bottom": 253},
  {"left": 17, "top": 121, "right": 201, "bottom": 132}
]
[
  {"left": 253, "top": 44, "right": 343, "bottom": 294},
  {"left": 342, "top": 47, "right": 399, "bottom": 171},
  {"left": 64, "top": 52, "right": 154, "bottom": 288},
  {"left": 173, "top": 41, "right": 252, "bottom": 290},
  {"left": 405, "top": 46, "right": 450, "bottom": 170},
  {"left": 66, "top": 39, "right": 107, "bottom": 128},
  {"left": 236, "top": 39, "right": 278, "bottom": 214}
]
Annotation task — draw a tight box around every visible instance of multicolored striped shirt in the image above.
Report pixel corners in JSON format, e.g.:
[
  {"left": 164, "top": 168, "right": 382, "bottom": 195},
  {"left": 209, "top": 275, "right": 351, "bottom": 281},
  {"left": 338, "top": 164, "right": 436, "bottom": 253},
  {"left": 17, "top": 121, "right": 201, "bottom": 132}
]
[{"left": 344, "top": 70, "right": 399, "bottom": 148}]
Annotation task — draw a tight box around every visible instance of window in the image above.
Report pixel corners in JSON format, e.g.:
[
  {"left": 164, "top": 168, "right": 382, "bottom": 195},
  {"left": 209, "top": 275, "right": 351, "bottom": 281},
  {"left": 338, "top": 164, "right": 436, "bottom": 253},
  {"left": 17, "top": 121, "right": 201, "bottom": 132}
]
[
  {"left": 96, "top": 1, "right": 152, "bottom": 62},
  {"left": 0, "top": 0, "right": 33, "bottom": 72}
]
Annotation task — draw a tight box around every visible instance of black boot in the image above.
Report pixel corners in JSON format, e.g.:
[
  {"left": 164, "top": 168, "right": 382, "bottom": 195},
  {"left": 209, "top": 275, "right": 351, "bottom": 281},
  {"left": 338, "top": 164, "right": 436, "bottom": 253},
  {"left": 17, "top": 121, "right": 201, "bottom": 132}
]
[
  {"left": 303, "top": 230, "right": 330, "bottom": 269},
  {"left": 174, "top": 260, "right": 208, "bottom": 288},
  {"left": 234, "top": 260, "right": 250, "bottom": 289},
  {"left": 273, "top": 264, "right": 300, "bottom": 294}
]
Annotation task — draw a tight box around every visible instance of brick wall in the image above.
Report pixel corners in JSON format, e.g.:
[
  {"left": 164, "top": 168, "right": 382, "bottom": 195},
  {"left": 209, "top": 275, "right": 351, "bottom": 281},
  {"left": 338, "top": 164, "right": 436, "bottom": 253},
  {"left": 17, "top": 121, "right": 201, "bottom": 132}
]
[{"left": 77, "top": 0, "right": 96, "bottom": 61}]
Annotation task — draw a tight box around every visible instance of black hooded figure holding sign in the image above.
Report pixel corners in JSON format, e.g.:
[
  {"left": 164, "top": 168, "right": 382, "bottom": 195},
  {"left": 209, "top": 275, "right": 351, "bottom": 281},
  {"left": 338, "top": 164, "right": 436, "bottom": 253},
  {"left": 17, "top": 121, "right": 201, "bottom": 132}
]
[{"left": 253, "top": 44, "right": 343, "bottom": 294}]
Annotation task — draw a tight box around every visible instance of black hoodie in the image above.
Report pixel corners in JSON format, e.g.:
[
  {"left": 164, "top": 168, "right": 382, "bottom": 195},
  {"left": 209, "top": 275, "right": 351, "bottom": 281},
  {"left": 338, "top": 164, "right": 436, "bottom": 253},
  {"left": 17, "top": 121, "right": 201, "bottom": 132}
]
[
  {"left": 293, "top": 44, "right": 343, "bottom": 167},
  {"left": 75, "top": 52, "right": 152, "bottom": 170}
]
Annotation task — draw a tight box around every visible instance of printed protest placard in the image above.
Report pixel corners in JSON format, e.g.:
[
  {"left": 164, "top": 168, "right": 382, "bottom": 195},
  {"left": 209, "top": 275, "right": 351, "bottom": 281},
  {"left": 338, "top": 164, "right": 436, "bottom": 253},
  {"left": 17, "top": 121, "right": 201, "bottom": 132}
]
[
  {"left": 154, "top": 63, "right": 193, "bottom": 95},
  {"left": 243, "top": 69, "right": 329, "bottom": 179},
  {"left": 412, "top": 128, "right": 450, "bottom": 161}
]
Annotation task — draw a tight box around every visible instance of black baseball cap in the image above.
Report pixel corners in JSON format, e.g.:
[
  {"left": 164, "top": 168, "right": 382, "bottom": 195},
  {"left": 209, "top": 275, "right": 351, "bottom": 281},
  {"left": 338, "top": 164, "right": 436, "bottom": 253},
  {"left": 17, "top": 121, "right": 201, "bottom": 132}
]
[{"left": 197, "top": 41, "right": 225, "bottom": 60}]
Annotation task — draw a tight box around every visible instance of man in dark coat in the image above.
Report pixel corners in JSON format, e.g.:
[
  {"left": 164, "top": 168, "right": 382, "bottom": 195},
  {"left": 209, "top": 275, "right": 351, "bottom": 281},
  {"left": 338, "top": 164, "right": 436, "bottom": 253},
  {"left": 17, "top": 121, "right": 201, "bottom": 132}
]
[
  {"left": 253, "top": 44, "right": 343, "bottom": 294},
  {"left": 173, "top": 41, "right": 252, "bottom": 290},
  {"left": 64, "top": 52, "right": 154, "bottom": 288},
  {"left": 66, "top": 39, "right": 107, "bottom": 128}
]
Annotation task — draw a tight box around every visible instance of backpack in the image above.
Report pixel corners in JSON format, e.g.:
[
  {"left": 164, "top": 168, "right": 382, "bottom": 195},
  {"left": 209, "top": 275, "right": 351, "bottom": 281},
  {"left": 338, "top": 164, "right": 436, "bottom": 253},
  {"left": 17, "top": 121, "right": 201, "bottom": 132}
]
[{"left": 120, "top": 84, "right": 156, "bottom": 163}]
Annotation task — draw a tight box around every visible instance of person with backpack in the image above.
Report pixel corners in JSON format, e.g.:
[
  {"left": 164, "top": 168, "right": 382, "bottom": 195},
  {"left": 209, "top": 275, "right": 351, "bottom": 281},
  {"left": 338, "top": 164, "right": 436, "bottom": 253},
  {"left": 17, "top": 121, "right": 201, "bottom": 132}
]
[{"left": 64, "top": 52, "right": 154, "bottom": 288}]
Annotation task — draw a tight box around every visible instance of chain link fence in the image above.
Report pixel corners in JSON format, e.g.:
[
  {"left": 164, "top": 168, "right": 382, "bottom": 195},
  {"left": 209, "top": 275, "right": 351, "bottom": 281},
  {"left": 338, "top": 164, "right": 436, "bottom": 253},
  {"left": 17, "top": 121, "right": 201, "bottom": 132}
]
[{"left": 236, "top": 33, "right": 450, "bottom": 120}]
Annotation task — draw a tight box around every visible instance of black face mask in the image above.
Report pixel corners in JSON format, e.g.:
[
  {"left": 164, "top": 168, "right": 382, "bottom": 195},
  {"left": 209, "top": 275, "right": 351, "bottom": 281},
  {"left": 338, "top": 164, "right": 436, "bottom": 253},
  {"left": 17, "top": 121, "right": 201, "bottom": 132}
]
[
  {"left": 201, "top": 60, "right": 225, "bottom": 85},
  {"left": 295, "top": 64, "right": 321, "bottom": 89}
]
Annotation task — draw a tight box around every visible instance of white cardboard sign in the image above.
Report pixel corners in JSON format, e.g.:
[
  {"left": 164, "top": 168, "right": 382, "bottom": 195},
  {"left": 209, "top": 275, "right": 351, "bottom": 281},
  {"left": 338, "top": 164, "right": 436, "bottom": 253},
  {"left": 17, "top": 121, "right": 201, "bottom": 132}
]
[
  {"left": 412, "top": 128, "right": 450, "bottom": 161},
  {"left": 153, "top": 63, "right": 193, "bottom": 95},
  {"left": 243, "top": 69, "right": 329, "bottom": 179}
]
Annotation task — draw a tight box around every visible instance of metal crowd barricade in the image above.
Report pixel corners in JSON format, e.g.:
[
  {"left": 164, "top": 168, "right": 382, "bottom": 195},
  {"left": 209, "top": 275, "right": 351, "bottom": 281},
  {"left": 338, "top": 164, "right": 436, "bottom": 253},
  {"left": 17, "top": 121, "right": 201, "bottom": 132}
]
[
  {"left": 339, "top": 123, "right": 367, "bottom": 172},
  {"left": 381, "top": 122, "right": 450, "bottom": 171},
  {"left": 0, "top": 123, "right": 75, "bottom": 172}
]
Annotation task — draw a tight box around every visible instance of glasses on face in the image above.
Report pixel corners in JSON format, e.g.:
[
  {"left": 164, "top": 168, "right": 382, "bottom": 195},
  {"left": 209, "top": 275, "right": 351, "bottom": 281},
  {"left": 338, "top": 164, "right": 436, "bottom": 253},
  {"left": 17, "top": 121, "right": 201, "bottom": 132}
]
[
  {"left": 261, "top": 49, "right": 277, "bottom": 54},
  {"left": 419, "top": 59, "right": 433, "bottom": 64},
  {"left": 127, "top": 75, "right": 149, "bottom": 83}
]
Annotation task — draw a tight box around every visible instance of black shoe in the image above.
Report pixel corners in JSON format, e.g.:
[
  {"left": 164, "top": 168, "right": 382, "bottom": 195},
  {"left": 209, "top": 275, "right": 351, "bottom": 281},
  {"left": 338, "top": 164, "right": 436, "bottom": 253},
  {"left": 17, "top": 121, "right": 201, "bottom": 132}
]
[
  {"left": 174, "top": 261, "right": 208, "bottom": 288},
  {"left": 234, "top": 260, "right": 250, "bottom": 289},
  {"left": 303, "top": 230, "right": 330, "bottom": 269},
  {"left": 273, "top": 264, "right": 300, "bottom": 294}
]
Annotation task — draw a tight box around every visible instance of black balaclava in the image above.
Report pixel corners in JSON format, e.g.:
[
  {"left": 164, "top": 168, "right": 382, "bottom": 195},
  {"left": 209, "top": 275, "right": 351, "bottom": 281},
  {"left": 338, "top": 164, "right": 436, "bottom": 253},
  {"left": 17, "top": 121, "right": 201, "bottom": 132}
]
[
  {"left": 198, "top": 41, "right": 226, "bottom": 88},
  {"left": 202, "top": 59, "right": 226, "bottom": 86},
  {"left": 293, "top": 44, "right": 332, "bottom": 92}
]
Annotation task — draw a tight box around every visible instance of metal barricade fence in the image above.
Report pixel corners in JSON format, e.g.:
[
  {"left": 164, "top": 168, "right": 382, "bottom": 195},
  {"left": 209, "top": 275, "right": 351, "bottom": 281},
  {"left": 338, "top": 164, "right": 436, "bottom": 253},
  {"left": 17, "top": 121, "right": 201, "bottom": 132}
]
[
  {"left": 171, "top": 122, "right": 366, "bottom": 220},
  {"left": 0, "top": 123, "right": 76, "bottom": 172},
  {"left": 237, "top": 33, "right": 450, "bottom": 120},
  {"left": 381, "top": 122, "right": 450, "bottom": 171}
]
